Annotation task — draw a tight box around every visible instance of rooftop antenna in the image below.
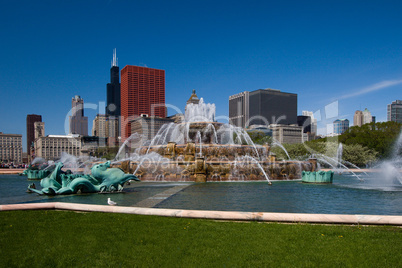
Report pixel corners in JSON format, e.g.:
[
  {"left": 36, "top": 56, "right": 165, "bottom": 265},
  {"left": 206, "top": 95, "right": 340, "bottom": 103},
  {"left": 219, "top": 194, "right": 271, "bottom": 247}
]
[{"left": 112, "top": 48, "right": 118, "bottom": 67}]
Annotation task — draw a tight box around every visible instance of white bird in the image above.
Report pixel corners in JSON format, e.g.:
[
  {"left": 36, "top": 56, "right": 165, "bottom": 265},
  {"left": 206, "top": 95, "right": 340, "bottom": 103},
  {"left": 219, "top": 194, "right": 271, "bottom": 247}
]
[{"left": 107, "top": 198, "right": 117, "bottom": 206}]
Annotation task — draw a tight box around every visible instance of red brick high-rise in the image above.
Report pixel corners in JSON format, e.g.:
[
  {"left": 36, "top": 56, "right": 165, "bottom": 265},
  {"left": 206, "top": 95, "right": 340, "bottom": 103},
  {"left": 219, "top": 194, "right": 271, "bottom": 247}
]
[{"left": 120, "top": 65, "right": 166, "bottom": 142}]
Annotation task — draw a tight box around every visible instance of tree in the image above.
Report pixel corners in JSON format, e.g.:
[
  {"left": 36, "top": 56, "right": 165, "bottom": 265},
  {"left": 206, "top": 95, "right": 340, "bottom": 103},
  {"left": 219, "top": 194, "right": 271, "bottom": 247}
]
[
  {"left": 341, "top": 143, "right": 378, "bottom": 167},
  {"left": 338, "top": 121, "right": 402, "bottom": 158},
  {"left": 271, "top": 141, "right": 378, "bottom": 167}
]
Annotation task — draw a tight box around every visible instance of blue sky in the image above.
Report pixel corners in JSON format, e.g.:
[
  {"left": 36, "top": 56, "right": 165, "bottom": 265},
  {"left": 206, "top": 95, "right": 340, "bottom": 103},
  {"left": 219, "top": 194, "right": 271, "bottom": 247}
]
[{"left": 1, "top": 0, "right": 401, "bottom": 151}]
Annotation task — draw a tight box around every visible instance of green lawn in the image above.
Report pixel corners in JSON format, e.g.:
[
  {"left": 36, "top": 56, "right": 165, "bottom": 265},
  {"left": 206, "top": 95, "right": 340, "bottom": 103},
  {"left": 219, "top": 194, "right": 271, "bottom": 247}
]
[{"left": 0, "top": 210, "right": 401, "bottom": 267}]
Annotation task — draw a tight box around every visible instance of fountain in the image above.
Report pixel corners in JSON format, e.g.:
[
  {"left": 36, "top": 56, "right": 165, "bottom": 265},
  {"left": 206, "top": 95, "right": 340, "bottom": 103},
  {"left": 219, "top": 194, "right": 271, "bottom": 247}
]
[{"left": 114, "top": 91, "right": 317, "bottom": 183}]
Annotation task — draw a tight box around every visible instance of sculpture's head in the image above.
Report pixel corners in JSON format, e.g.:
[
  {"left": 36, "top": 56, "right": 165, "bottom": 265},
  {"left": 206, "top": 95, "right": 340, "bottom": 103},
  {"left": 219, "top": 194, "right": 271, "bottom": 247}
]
[{"left": 91, "top": 161, "right": 111, "bottom": 176}]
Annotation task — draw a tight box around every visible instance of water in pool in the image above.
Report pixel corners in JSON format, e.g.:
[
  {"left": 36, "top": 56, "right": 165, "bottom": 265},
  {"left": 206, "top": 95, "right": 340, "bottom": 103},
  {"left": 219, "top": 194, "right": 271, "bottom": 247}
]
[{"left": 1, "top": 173, "right": 401, "bottom": 215}]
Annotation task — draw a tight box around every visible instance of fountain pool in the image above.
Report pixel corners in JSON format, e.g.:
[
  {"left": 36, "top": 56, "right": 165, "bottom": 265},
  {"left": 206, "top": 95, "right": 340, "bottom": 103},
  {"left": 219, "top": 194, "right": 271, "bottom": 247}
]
[{"left": 2, "top": 173, "right": 400, "bottom": 215}]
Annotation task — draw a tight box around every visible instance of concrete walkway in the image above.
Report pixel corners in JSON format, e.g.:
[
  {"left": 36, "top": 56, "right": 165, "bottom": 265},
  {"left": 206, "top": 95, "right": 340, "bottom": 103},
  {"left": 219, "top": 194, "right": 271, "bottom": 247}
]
[
  {"left": 1, "top": 202, "right": 401, "bottom": 226},
  {"left": 0, "top": 169, "right": 24, "bottom": 174},
  {"left": 133, "top": 184, "right": 190, "bottom": 208}
]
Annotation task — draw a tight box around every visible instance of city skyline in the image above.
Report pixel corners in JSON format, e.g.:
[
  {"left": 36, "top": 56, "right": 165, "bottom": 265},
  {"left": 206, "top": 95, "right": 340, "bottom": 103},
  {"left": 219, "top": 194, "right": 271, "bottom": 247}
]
[{"left": 1, "top": 1, "right": 401, "bottom": 151}]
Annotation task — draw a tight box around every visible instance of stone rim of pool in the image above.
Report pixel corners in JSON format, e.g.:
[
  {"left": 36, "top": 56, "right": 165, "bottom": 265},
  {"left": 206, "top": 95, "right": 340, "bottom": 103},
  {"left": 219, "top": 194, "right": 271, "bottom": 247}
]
[{"left": 1, "top": 202, "right": 401, "bottom": 226}]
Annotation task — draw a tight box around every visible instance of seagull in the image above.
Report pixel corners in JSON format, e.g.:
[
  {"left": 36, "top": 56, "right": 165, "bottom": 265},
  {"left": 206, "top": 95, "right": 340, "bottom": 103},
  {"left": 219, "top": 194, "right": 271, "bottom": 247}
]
[{"left": 107, "top": 198, "right": 117, "bottom": 206}]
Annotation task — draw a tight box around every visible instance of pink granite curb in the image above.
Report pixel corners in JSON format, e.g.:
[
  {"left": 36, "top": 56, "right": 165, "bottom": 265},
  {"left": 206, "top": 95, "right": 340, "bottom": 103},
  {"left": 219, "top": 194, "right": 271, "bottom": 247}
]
[
  {"left": 1, "top": 202, "right": 401, "bottom": 226},
  {"left": 0, "top": 202, "right": 56, "bottom": 211}
]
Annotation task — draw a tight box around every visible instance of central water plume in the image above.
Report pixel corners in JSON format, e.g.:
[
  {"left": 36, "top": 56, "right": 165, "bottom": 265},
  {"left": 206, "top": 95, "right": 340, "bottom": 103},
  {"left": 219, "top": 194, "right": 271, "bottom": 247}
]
[{"left": 185, "top": 98, "right": 215, "bottom": 123}]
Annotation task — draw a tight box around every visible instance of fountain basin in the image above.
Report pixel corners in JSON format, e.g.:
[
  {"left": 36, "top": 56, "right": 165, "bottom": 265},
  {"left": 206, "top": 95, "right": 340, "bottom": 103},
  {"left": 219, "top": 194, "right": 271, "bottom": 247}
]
[{"left": 120, "top": 136, "right": 318, "bottom": 182}]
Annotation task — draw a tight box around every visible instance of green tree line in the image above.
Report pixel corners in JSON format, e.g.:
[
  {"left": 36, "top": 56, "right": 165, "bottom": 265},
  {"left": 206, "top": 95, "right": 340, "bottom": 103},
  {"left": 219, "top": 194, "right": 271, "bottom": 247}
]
[
  {"left": 331, "top": 121, "right": 402, "bottom": 158},
  {"left": 270, "top": 142, "right": 378, "bottom": 167}
]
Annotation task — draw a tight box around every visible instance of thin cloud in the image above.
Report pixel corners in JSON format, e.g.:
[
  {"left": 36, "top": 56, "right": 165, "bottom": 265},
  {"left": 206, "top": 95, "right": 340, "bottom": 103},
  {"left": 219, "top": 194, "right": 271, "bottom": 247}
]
[{"left": 337, "top": 80, "right": 402, "bottom": 100}]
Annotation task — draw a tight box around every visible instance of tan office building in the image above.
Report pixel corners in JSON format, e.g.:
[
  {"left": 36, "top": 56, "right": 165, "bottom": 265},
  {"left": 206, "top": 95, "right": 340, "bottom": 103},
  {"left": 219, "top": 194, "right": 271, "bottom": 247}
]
[
  {"left": 269, "top": 124, "right": 303, "bottom": 144},
  {"left": 35, "top": 134, "right": 82, "bottom": 161},
  {"left": 0, "top": 132, "right": 23, "bottom": 164}
]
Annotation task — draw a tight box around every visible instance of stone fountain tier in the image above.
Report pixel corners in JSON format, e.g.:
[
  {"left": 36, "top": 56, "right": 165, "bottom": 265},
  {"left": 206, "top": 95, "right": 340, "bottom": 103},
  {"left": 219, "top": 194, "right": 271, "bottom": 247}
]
[
  {"left": 118, "top": 140, "right": 318, "bottom": 182},
  {"left": 118, "top": 158, "right": 317, "bottom": 182},
  {"left": 140, "top": 142, "right": 272, "bottom": 162},
  {"left": 184, "top": 121, "right": 223, "bottom": 144}
]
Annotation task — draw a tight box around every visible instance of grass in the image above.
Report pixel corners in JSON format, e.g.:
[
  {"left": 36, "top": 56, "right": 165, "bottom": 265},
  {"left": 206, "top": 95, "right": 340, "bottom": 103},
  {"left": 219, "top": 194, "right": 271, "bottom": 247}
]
[{"left": 0, "top": 210, "right": 401, "bottom": 267}]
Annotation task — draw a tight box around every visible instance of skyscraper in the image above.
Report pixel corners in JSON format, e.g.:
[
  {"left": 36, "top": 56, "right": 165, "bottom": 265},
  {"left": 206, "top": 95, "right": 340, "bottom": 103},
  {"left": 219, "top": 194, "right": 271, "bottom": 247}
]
[
  {"left": 302, "top": 111, "right": 317, "bottom": 134},
  {"left": 69, "top": 95, "right": 88, "bottom": 136},
  {"left": 353, "top": 110, "right": 363, "bottom": 127},
  {"left": 362, "top": 108, "right": 372, "bottom": 124},
  {"left": 297, "top": 116, "right": 312, "bottom": 133},
  {"left": 387, "top": 100, "right": 402, "bottom": 123},
  {"left": 120, "top": 65, "right": 166, "bottom": 141},
  {"left": 228, "top": 91, "right": 249, "bottom": 128},
  {"left": 106, "top": 48, "right": 121, "bottom": 117},
  {"left": 229, "top": 88, "right": 297, "bottom": 128},
  {"left": 333, "top": 119, "right": 349, "bottom": 135},
  {"left": 92, "top": 114, "right": 109, "bottom": 138},
  {"left": 26, "top": 114, "right": 42, "bottom": 157},
  {"left": 354, "top": 109, "right": 373, "bottom": 127},
  {"left": 34, "top": 122, "right": 45, "bottom": 140}
]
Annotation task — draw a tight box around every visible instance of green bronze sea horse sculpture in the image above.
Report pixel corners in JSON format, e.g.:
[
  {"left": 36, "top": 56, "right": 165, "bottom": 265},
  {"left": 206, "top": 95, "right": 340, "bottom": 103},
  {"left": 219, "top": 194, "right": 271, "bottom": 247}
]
[{"left": 27, "top": 161, "right": 139, "bottom": 195}]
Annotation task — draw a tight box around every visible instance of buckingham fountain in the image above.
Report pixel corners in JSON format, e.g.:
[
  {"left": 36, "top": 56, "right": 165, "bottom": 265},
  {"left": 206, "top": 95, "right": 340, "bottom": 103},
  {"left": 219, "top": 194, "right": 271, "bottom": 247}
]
[
  {"left": 24, "top": 90, "right": 326, "bottom": 196},
  {"left": 113, "top": 90, "right": 318, "bottom": 184}
]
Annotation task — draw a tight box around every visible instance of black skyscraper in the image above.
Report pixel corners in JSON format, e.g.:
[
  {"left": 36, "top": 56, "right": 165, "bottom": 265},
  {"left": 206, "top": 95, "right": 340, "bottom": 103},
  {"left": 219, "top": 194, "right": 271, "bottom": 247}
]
[
  {"left": 229, "top": 88, "right": 297, "bottom": 128},
  {"left": 106, "top": 49, "right": 121, "bottom": 117}
]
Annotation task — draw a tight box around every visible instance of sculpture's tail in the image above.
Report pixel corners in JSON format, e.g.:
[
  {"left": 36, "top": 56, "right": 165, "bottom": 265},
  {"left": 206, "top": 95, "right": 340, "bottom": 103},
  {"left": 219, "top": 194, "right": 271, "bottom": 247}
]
[
  {"left": 27, "top": 185, "right": 43, "bottom": 195},
  {"left": 61, "top": 177, "right": 100, "bottom": 194},
  {"left": 129, "top": 174, "right": 140, "bottom": 181}
]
